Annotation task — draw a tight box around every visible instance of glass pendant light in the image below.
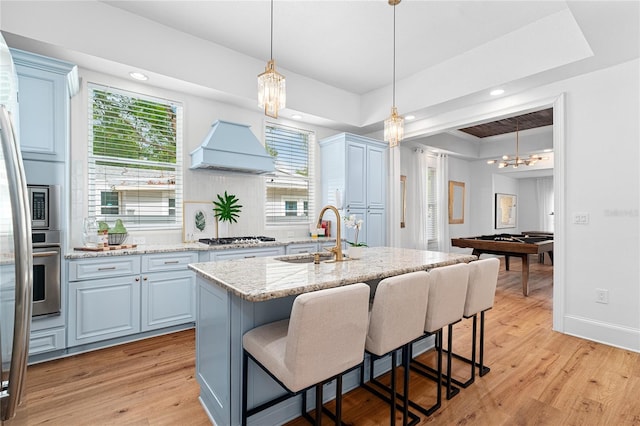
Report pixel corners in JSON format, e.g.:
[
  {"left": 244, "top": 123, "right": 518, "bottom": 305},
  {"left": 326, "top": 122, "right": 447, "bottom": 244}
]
[
  {"left": 258, "top": 0, "right": 286, "bottom": 118},
  {"left": 384, "top": 0, "right": 404, "bottom": 148}
]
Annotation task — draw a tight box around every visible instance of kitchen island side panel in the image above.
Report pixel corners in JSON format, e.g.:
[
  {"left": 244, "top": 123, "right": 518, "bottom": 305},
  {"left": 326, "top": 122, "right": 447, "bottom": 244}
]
[{"left": 197, "top": 276, "right": 301, "bottom": 425}]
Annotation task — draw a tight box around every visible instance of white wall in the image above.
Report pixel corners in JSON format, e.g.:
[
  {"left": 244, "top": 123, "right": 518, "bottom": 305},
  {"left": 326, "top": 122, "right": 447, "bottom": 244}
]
[
  {"left": 517, "top": 178, "right": 539, "bottom": 232},
  {"left": 69, "top": 68, "right": 345, "bottom": 247},
  {"left": 401, "top": 58, "right": 640, "bottom": 352}
]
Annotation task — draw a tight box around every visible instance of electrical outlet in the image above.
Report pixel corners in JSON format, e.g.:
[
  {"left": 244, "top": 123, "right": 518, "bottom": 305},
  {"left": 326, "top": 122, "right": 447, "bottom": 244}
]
[
  {"left": 595, "top": 288, "right": 609, "bottom": 304},
  {"left": 573, "top": 212, "right": 590, "bottom": 224}
]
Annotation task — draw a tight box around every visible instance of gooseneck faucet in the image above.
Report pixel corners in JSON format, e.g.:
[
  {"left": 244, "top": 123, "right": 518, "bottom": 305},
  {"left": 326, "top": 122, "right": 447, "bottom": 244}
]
[{"left": 316, "top": 205, "right": 344, "bottom": 261}]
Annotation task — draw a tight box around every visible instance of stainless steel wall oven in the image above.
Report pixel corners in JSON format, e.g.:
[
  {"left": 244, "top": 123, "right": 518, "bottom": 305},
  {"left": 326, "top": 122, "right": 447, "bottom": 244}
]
[{"left": 28, "top": 184, "right": 61, "bottom": 317}]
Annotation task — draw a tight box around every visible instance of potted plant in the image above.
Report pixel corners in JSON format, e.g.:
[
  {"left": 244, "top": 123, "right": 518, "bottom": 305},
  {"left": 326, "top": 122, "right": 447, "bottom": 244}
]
[
  {"left": 212, "top": 191, "right": 242, "bottom": 238},
  {"left": 343, "top": 214, "right": 367, "bottom": 258}
]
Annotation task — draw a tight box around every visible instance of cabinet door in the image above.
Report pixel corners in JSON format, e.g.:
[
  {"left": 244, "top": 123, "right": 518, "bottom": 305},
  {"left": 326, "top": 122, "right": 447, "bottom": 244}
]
[
  {"left": 141, "top": 270, "right": 196, "bottom": 332},
  {"left": 366, "top": 208, "right": 386, "bottom": 248},
  {"left": 345, "top": 141, "right": 366, "bottom": 210},
  {"left": 366, "top": 145, "right": 386, "bottom": 210},
  {"left": 13, "top": 60, "right": 69, "bottom": 162},
  {"left": 68, "top": 276, "right": 140, "bottom": 346}
]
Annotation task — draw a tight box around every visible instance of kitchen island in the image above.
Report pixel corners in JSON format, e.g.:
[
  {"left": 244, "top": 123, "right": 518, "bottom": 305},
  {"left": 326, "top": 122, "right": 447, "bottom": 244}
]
[{"left": 189, "top": 247, "right": 476, "bottom": 425}]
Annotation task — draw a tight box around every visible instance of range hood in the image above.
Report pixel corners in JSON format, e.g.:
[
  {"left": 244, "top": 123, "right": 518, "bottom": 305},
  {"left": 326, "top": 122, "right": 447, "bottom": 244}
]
[{"left": 190, "top": 120, "right": 275, "bottom": 174}]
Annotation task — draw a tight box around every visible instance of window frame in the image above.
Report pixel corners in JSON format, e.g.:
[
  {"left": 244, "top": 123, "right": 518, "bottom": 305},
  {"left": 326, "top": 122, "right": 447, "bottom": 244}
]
[
  {"left": 264, "top": 122, "right": 315, "bottom": 228},
  {"left": 87, "top": 83, "right": 183, "bottom": 230}
]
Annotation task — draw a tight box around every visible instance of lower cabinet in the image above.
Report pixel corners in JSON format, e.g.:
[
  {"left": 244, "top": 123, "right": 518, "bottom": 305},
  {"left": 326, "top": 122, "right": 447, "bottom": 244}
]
[
  {"left": 141, "top": 270, "right": 195, "bottom": 332},
  {"left": 67, "top": 252, "right": 197, "bottom": 347},
  {"left": 68, "top": 276, "right": 141, "bottom": 346}
]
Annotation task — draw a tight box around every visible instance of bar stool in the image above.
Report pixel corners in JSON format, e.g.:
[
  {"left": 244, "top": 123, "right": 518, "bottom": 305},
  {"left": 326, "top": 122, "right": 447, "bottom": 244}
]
[
  {"left": 448, "top": 257, "right": 500, "bottom": 388},
  {"left": 241, "top": 283, "right": 370, "bottom": 426},
  {"left": 361, "top": 271, "right": 430, "bottom": 426},
  {"left": 410, "top": 262, "right": 469, "bottom": 413}
]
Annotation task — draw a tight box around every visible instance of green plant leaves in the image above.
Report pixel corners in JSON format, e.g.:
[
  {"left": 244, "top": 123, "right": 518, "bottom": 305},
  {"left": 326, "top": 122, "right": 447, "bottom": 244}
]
[
  {"left": 212, "top": 191, "right": 243, "bottom": 223},
  {"left": 195, "top": 210, "right": 206, "bottom": 231}
]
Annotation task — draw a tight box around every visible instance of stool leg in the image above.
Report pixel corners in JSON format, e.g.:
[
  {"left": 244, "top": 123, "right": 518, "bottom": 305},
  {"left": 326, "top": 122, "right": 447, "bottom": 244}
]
[
  {"left": 445, "top": 324, "right": 459, "bottom": 399},
  {"left": 402, "top": 345, "right": 410, "bottom": 426},
  {"left": 390, "top": 350, "right": 397, "bottom": 426},
  {"left": 479, "top": 311, "right": 490, "bottom": 376},
  {"left": 436, "top": 330, "right": 442, "bottom": 410},
  {"left": 470, "top": 314, "right": 477, "bottom": 383},
  {"left": 315, "top": 384, "right": 323, "bottom": 426},
  {"left": 242, "top": 351, "right": 249, "bottom": 426},
  {"left": 335, "top": 375, "right": 343, "bottom": 426}
]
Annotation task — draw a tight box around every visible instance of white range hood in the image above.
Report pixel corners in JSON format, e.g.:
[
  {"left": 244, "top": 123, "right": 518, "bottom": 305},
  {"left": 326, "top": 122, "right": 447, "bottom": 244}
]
[{"left": 190, "top": 120, "right": 275, "bottom": 174}]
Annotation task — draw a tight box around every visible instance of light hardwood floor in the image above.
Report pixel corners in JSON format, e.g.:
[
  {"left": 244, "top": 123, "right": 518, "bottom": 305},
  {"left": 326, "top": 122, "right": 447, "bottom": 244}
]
[{"left": 8, "top": 258, "right": 640, "bottom": 425}]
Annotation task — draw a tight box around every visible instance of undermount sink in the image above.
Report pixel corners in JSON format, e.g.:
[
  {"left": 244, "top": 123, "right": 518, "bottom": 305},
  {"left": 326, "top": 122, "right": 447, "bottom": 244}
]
[{"left": 275, "top": 253, "right": 335, "bottom": 264}]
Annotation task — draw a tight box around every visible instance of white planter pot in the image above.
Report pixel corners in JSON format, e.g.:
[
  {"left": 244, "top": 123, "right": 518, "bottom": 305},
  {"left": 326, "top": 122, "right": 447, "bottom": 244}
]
[{"left": 348, "top": 246, "right": 365, "bottom": 259}]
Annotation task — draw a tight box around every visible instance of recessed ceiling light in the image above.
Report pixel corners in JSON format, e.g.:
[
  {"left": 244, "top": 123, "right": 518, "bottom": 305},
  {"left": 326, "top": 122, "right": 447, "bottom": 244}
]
[
  {"left": 543, "top": 149, "right": 553, "bottom": 152},
  {"left": 129, "top": 72, "right": 148, "bottom": 81},
  {"left": 291, "top": 114, "right": 303, "bottom": 120},
  {"left": 405, "top": 115, "right": 416, "bottom": 120},
  {"left": 490, "top": 89, "right": 504, "bottom": 96}
]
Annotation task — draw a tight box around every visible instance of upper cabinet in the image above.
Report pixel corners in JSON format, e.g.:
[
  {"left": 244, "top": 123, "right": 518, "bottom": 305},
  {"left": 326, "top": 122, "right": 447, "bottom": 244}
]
[
  {"left": 319, "top": 133, "right": 387, "bottom": 247},
  {"left": 10, "top": 49, "right": 78, "bottom": 162}
]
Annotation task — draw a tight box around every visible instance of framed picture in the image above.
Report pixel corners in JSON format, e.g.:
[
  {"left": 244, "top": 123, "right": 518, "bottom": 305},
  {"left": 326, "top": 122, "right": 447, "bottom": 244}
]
[
  {"left": 183, "top": 201, "right": 216, "bottom": 242},
  {"left": 495, "top": 193, "right": 517, "bottom": 229}
]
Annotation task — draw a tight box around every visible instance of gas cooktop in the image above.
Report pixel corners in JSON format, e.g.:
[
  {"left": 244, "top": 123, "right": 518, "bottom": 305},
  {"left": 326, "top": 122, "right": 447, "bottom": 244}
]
[{"left": 198, "top": 236, "right": 276, "bottom": 245}]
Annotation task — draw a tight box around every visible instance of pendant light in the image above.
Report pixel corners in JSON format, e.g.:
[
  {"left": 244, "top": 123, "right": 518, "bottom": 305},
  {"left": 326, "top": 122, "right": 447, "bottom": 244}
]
[
  {"left": 486, "top": 118, "right": 546, "bottom": 168},
  {"left": 384, "top": 0, "right": 404, "bottom": 148},
  {"left": 258, "top": 0, "right": 286, "bottom": 118}
]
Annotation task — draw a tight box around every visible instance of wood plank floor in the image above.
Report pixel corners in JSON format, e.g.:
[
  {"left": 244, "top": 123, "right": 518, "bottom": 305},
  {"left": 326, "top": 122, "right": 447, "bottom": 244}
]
[{"left": 8, "top": 258, "right": 640, "bottom": 425}]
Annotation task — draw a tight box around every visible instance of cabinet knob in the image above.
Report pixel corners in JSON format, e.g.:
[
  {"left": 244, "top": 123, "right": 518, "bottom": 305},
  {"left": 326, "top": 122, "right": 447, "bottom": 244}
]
[
  {"left": 143, "top": 277, "right": 148, "bottom": 281},
  {"left": 135, "top": 277, "right": 140, "bottom": 282}
]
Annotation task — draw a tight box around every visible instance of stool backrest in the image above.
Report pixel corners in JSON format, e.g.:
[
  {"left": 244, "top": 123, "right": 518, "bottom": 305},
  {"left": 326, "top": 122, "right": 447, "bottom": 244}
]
[
  {"left": 425, "top": 263, "right": 469, "bottom": 333},
  {"left": 464, "top": 258, "right": 500, "bottom": 317},
  {"left": 366, "top": 271, "right": 430, "bottom": 356},
  {"left": 285, "top": 283, "right": 370, "bottom": 389}
]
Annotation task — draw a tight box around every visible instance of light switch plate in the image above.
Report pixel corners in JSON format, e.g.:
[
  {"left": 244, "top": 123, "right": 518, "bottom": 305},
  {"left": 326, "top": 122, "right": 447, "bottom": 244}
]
[{"left": 573, "top": 212, "right": 589, "bottom": 224}]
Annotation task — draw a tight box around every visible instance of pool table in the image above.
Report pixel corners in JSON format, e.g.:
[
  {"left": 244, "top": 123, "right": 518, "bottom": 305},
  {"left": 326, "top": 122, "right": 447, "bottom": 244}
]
[{"left": 451, "top": 233, "right": 553, "bottom": 296}]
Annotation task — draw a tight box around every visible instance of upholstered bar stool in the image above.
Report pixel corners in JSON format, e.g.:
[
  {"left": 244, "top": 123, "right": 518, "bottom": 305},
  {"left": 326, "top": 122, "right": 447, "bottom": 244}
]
[
  {"left": 241, "top": 283, "right": 370, "bottom": 426},
  {"left": 448, "top": 257, "right": 500, "bottom": 388},
  {"left": 410, "top": 262, "right": 469, "bottom": 412},
  {"left": 361, "top": 271, "right": 430, "bottom": 426}
]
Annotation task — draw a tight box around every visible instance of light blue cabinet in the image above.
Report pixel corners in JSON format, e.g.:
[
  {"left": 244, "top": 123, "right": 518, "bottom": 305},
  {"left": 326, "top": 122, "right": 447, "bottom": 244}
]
[
  {"left": 10, "top": 48, "right": 76, "bottom": 163},
  {"left": 209, "top": 246, "right": 284, "bottom": 261},
  {"left": 319, "top": 133, "right": 387, "bottom": 247},
  {"left": 67, "top": 252, "right": 197, "bottom": 347},
  {"left": 68, "top": 275, "right": 141, "bottom": 346}
]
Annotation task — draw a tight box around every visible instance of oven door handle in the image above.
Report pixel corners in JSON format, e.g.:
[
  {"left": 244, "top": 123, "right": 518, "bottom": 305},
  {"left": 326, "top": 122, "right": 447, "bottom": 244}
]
[{"left": 33, "top": 250, "right": 60, "bottom": 258}]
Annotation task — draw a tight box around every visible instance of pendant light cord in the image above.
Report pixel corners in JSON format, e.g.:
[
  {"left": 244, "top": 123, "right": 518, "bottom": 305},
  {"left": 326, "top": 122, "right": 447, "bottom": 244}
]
[
  {"left": 270, "top": 0, "right": 274, "bottom": 60},
  {"left": 392, "top": 2, "right": 396, "bottom": 107}
]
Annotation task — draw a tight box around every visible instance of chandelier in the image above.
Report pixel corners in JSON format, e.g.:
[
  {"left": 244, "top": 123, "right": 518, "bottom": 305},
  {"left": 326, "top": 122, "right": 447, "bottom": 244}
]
[
  {"left": 384, "top": 0, "right": 404, "bottom": 148},
  {"left": 486, "top": 119, "right": 546, "bottom": 168},
  {"left": 258, "top": 0, "right": 286, "bottom": 118}
]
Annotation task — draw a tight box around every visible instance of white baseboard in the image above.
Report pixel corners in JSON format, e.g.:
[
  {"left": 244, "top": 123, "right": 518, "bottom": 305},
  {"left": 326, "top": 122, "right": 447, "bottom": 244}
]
[{"left": 563, "top": 314, "right": 640, "bottom": 353}]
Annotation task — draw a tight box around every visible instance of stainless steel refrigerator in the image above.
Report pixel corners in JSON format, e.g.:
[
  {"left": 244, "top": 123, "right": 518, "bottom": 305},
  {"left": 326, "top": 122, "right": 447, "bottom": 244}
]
[{"left": 0, "top": 31, "right": 33, "bottom": 422}]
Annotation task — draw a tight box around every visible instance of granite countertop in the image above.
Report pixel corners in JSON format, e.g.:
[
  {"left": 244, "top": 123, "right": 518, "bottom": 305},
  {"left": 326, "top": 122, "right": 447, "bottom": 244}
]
[
  {"left": 65, "top": 237, "right": 340, "bottom": 259},
  {"left": 189, "top": 246, "right": 477, "bottom": 302}
]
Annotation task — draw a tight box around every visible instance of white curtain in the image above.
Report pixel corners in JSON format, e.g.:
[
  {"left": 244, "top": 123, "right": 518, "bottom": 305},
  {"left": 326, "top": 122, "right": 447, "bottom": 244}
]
[
  {"left": 536, "top": 176, "right": 554, "bottom": 232},
  {"left": 411, "top": 149, "right": 449, "bottom": 251},
  {"left": 413, "top": 149, "right": 429, "bottom": 250},
  {"left": 434, "top": 153, "right": 449, "bottom": 251}
]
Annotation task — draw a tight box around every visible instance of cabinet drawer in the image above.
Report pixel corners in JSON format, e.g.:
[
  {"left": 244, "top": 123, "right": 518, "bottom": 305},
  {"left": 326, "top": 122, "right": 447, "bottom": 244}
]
[
  {"left": 29, "top": 327, "right": 65, "bottom": 355},
  {"left": 69, "top": 256, "right": 141, "bottom": 281},
  {"left": 285, "top": 243, "right": 318, "bottom": 255},
  {"left": 142, "top": 252, "right": 198, "bottom": 272},
  {"left": 211, "top": 246, "right": 285, "bottom": 261}
]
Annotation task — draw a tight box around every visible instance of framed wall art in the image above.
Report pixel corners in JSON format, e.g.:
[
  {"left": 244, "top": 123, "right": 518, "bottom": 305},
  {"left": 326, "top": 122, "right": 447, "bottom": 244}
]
[
  {"left": 183, "top": 201, "right": 215, "bottom": 242},
  {"left": 495, "top": 193, "right": 517, "bottom": 229}
]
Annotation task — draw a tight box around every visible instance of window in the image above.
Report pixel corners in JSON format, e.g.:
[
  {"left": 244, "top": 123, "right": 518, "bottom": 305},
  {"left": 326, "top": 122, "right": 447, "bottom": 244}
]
[
  {"left": 264, "top": 123, "right": 315, "bottom": 225},
  {"left": 426, "top": 166, "right": 438, "bottom": 250},
  {"left": 88, "top": 84, "right": 182, "bottom": 228}
]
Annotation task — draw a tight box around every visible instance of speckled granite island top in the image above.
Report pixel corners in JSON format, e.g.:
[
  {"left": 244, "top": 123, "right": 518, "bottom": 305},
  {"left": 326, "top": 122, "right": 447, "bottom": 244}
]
[{"left": 188, "top": 246, "right": 476, "bottom": 302}]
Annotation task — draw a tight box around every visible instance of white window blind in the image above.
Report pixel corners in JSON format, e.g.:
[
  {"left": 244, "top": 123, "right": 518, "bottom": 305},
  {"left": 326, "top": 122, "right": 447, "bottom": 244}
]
[
  {"left": 427, "top": 166, "right": 439, "bottom": 250},
  {"left": 87, "top": 84, "right": 183, "bottom": 228},
  {"left": 264, "top": 123, "right": 314, "bottom": 225}
]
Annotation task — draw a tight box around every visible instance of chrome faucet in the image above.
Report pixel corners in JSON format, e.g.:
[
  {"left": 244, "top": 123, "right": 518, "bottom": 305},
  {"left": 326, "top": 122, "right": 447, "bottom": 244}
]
[{"left": 316, "top": 205, "right": 344, "bottom": 261}]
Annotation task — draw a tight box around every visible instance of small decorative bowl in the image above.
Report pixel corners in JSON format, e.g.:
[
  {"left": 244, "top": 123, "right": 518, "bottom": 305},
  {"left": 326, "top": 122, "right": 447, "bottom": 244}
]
[{"left": 108, "top": 232, "right": 128, "bottom": 245}]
